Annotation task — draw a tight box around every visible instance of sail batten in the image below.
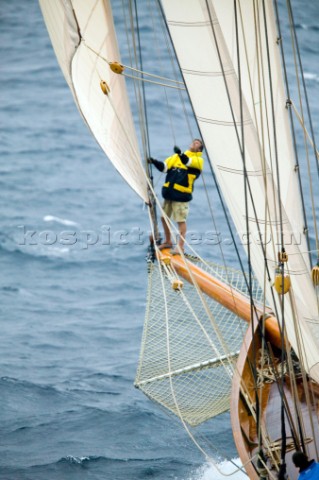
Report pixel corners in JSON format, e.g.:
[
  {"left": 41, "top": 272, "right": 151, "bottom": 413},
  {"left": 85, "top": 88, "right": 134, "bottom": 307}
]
[{"left": 39, "top": 0, "right": 149, "bottom": 202}]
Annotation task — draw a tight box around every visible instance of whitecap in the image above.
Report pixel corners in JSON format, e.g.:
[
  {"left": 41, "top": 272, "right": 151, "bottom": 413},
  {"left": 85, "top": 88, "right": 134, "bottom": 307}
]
[
  {"left": 43, "top": 215, "right": 79, "bottom": 227},
  {"left": 64, "top": 456, "right": 90, "bottom": 464},
  {"left": 44, "top": 246, "right": 70, "bottom": 257},
  {"left": 192, "top": 458, "right": 246, "bottom": 480},
  {"left": 304, "top": 72, "right": 318, "bottom": 82}
]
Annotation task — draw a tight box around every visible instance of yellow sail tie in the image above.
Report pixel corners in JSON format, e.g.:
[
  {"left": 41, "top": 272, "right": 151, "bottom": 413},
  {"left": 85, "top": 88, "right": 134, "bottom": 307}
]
[{"left": 312, "top": 260, "right": 319, "bottom": 286}]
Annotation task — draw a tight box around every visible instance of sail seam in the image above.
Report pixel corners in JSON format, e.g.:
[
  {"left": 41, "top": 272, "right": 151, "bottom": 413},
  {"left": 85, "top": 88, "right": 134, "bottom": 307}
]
[
  {"left": 218, "top": 165, "right": 272, "bottom": 177},
  {"left": 197, "top": 116, "right": 252, "bottom": 127},
  {"left": 182, "top": 68, "right": 235, "bottom": 77},
  {"left": 167, "top": 21, "right": 210, "bottom": 28}
]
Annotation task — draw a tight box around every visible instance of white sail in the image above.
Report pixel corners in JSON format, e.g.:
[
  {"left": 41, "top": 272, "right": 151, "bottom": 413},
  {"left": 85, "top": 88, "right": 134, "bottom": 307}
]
[
  {"left": 39, "top": 0, "right": 149, "bottom": 202},
  {"left": 161, "top": 0, "right": 319, "bottom": 379}
]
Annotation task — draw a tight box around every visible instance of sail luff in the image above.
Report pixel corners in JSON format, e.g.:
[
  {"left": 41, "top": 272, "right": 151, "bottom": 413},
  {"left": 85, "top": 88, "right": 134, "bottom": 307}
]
[{"left": 39, "top": 0, "right": 149, "bottom": 202}]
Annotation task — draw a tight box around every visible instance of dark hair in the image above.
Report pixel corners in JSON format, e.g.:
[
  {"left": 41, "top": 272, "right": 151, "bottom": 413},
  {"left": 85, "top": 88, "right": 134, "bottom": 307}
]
[
  {"left": 193, "top": 138, "right": 203, "bottom": 152},
  {"left": 292, "top": 451, "right": 309, "bottom": 469}
]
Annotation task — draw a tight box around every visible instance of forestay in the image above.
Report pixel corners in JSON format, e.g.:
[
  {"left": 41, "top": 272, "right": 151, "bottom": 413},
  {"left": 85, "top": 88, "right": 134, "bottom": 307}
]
[
  {"left": 161, "top": 0, "right": 319, "bottom": 379},
  {"left": 39, "top": 0, "right": 148, "bottom": 202}
]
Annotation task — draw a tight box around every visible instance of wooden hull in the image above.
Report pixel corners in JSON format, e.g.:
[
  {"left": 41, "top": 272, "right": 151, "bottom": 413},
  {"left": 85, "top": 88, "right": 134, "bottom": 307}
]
[{"left": 231, "top": 316, "right": 319, "bottom": 479}]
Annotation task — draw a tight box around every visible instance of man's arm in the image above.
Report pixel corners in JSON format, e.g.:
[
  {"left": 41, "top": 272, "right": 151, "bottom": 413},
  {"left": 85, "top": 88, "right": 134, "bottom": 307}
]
[{"left": 148, "top": 157, "right": 167, "bottom": 172}]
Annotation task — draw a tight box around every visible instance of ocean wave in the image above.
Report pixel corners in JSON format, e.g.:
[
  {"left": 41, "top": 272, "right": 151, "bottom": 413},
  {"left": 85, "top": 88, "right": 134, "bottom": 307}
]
[
  {"left": 294, "top": 23, "right": 308, "bottom": 30},
  {"left": 1, "top": 285, "right": 20, "bottom": 293},
  {"left": 57, "top": 454, "right": 191, "bottom": 466},
  {"left": 295, "top": 23, "right": 319, "bottom": 32},
  {"left": 59, "top": 455, "right": 103, "bottom": 465},
  {"left": 0, "top": 240, "right": 70, "bottom": 261}
]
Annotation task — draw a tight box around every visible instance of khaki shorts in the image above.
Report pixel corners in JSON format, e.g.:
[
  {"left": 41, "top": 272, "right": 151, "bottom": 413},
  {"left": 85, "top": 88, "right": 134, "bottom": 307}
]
[{"left": 162, "top": 200, "right": 189, "bottom": 222}]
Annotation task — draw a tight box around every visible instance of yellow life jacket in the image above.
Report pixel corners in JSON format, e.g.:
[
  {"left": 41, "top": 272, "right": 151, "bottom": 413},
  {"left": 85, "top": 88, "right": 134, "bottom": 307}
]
[{"left": 162, "top": 151, "right": 204, "bottom": 202}]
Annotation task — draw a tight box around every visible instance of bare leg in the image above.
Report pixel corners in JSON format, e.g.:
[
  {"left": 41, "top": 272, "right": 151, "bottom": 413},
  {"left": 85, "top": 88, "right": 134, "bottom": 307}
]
[
  {"left": 161, "top": 216, "right": 172, "bottom": 246},
  {"left": 177, "top": 221, "right": 186, "bottom": 250}
]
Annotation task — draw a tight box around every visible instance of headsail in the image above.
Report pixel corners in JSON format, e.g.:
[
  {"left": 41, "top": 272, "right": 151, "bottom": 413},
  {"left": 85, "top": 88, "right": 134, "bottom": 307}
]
[
  {"left": 161, "top": 0, "right": 319, "bottom": 380},
  {"left": 39, "top": 0, "right": 149, "bottom": 202}
]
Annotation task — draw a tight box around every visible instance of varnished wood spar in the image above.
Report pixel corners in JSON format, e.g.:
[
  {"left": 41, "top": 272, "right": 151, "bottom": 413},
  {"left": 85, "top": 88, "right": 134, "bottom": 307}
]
[{"left": 158, "top": 248, "right": 281, "bottom": 348}]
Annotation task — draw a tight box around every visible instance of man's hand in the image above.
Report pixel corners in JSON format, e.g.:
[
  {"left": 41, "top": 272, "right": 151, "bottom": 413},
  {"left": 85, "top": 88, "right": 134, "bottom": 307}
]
[
  {"left": 179, "top": 153, "right": 189, "bottom": 164},
  {"left": 148, "top": 157, "right": 165, "bottom": 172},
  {"left": 173, "top": 146, "right": 188, "bottom": 164}
]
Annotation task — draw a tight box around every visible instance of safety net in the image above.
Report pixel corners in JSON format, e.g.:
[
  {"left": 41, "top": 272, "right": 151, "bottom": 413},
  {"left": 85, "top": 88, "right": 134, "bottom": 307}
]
[{"left": 135, "top": 258, "right": 264, "bottom": 426}]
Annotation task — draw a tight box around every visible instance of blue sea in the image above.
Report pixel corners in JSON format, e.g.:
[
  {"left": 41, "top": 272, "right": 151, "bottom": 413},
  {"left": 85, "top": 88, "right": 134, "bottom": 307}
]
[{"left": 1, "top": 1, "right": 318, "bottom": 479}]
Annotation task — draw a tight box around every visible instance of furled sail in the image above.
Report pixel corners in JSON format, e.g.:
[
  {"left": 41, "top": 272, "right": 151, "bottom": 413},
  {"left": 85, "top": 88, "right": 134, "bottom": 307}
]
[
  {"left": 39, "top": 0, "right": 148, "bottom": 202},
  {"left": 161, "top": 0, "right": 319, "bottom": 379}
]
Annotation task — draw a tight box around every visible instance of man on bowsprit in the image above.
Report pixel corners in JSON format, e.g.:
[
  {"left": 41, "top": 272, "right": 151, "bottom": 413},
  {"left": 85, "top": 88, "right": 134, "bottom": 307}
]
[{"left": 148, "top": 139, "right": 204, "bottom": 254}]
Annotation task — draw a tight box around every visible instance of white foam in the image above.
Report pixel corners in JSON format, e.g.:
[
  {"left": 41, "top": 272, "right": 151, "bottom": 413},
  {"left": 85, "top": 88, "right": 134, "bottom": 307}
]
[
  {"left": 65, "top": 455, "right": 90, "bottom": 464},
  {"left": 43, "top": 215, "right": 79, "bottom": 227},
  {"left": 304, "top": 72, "right": 318, "bottom": 81},
  {"left": 192, "top": 459, "right": 247, "bottom": 480}
]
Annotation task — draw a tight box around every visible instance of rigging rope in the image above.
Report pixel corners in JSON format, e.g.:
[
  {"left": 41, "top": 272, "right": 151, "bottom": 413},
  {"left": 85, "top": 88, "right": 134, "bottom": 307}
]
[
  {"left": 285, "top": 3, "right": 319, "bottom": 256},
  {"left": 203, "top": 1, "right": 286, "bottom": 365},
  {"left": 234, "top": 3, "right": 264, "bottom": 468},
  {"left": 83, "top": 41, "right": 185, "bottom": 89},
  {"left": 145, "top": 213, "right": 254, "bottom": 477},
  {"left": 286, "top": 0, "right": 319, "bottom": 183},
  {"left": 83, "top": 0, "right": 319, "bottom": 471},
  {"left": 156, "top": 0, "right": 265, "bottom": 309},
  {"left": 273, "top": 0, "right": 311, "bottom": 266}
]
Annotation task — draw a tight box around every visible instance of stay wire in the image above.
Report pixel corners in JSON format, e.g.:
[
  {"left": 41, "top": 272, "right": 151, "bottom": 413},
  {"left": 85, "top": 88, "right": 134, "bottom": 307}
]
[
  {"left": 155, "top": 2, "right": 272, "bottom": 395},
  {"left": 273, "top": 0, "right": 314, "bottom": 454},
  {"left": 147, "top": 0, "right": 177, "bottom": 145},
  {"left": 286, "top": 0, "right": 319, "bottom": 183},
  {"left": 207, "top": 2, "right": 297, "bottom": 467},
  {"left": 154, "top": 0, "right": 194, "bottom": 141},
  {"left": 234, "top": 0, "right": 252, "bottom": 308},
  {"left": 204, "top": 11, "right": 291, "bottom": 459},
  {"left": 133, "top": 0, "right": 150, "bottom": 158},
  {"left": 235, "top": 0, "right": 262, "bottom": 454},
  {"left": 273, "top": 0, "right": 312, "bottom": 267},
  {"left": 286, "top": 0, "right": 319, "bottom": 255},
  {"left": 128, "top": 0, "right": 160, "bottom": 239},
  {"left": 234, "top": 3, "right": 268, "bottom": 470},
  {"left": 158, "top": 0, "right": 284, "bottom": 365},
  {"left": 261, "top": 1, "right": 284, "bottom": 252},
  {"left": 261, "top": 1, "right": 288, "bottom": 476},
  {"left": 204, "top": 0, "right": 282, "bottom": 329}
]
